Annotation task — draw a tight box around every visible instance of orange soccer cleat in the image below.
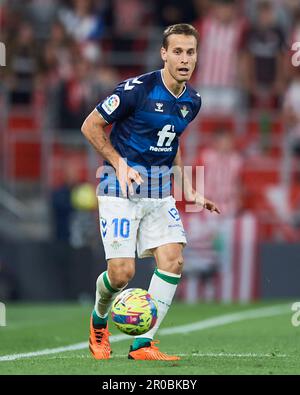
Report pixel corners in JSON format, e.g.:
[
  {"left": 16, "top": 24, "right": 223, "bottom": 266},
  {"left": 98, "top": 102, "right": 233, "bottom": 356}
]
[
  {"left": 89, "top": 317, "right": 111, "bottom": 360},
  {"left": 128, "top": 340, "right": 180, "bottom": 361}
]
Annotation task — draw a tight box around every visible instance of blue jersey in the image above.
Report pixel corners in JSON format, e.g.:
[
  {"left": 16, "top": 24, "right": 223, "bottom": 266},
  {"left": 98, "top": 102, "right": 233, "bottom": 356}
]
[{"left": 96, "top": 69, "right": 201, "bottom": 198}]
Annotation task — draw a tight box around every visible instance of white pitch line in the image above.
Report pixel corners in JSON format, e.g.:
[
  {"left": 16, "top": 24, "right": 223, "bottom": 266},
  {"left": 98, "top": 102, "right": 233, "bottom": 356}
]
[{"left": 0, "top": 304, "right": 289, "bottom": 362}]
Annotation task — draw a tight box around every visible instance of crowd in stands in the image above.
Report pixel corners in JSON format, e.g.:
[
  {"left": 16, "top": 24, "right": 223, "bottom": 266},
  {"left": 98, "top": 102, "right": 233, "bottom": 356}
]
[
  {"left": 1, "top": 0, "right": 298, "bottom": 117},
  {"left": 1, "top": 0, "right": 300, "bottom": 243}
]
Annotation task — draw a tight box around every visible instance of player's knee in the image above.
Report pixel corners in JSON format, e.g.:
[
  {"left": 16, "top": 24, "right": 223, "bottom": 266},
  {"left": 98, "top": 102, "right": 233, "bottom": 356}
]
[
  {"left": 114, "top": 270, "right": 135, "bottom": 289},
  {"left": 163, "top": 253, "right": 184, "bottom": 275},
  {"left": 173, "top": 255, "right": 184, "bottom": 274},
  {"left": 107, "top": 260, "right": 135, "bottom": 289}
]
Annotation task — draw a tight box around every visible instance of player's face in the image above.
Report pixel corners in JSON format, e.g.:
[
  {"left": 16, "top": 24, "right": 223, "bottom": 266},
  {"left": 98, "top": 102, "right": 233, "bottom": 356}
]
[{"left": 161, "top": 34, "right": 198, "bottom": 83}]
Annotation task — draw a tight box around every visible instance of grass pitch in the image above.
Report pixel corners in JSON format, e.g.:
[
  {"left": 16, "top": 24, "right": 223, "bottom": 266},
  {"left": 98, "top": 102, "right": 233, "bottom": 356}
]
[{"left": 0, "top": 301, "right": 299, "bottom": 375}]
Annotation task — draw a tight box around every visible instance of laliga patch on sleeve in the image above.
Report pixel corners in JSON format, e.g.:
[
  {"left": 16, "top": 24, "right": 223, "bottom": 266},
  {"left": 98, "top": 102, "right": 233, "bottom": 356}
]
[{"left": 101, "top": 94, "right": 120, "bottom": 115}]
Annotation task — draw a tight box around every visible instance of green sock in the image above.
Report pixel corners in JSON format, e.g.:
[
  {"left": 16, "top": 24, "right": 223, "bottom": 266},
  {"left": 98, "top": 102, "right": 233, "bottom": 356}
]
[
  {"left": 92, "top": 309, "right": 108, "bottom": 328},
  {"left": 132, "top": 337, "right": 152, "bottom": 351}
]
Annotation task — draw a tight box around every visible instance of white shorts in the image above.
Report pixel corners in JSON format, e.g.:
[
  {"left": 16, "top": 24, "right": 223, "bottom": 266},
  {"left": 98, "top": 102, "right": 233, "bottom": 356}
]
[{"left": 98, "top": 196, "right": 187, "bottom": 259}]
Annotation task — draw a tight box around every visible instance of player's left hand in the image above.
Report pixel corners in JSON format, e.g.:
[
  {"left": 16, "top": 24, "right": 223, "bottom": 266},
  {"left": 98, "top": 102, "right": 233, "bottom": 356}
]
[
  {"left": 193, "top": 194, "right": 220, "bottom": 214},
  {"left": 202, "top": 198, "right": 221, "bottom": 214}
]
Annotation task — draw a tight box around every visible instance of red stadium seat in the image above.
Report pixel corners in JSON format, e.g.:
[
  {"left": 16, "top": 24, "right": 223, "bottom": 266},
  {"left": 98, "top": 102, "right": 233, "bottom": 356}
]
[
  {"left": 48, "top": 145, "right": 89, "bottom": 188},
  {"left": 5, "top": 106, "right": 42, "bottom": 180},
  {"left": 13, "top": 142, "right": 41, "bottom": 179},
  {"left": 8, "top": 115, "right": 39, "bottom": 132}
]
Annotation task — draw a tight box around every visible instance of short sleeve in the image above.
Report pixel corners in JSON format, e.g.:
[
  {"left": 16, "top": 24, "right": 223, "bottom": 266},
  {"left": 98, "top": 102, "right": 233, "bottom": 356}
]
[{"left": 95, "top": 79, "right": 142, "bottom": 124}]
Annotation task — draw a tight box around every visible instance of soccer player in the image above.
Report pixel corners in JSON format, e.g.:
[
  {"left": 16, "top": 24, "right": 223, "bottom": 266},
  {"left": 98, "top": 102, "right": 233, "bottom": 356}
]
[{"left": 81, "top": 23, "right": 220, "bottom": 361}]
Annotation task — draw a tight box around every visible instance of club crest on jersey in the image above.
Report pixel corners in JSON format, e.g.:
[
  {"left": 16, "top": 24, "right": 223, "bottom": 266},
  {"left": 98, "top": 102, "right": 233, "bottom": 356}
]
[
  {"left": 102, "top": 94, "right": 120, "bottom": 115},
  {"left": 155, "top": 103, "right": 164, "bottom": 112},
  {"left": 180, "top": 105, "right": 189, "bottom": 118},
  {"left": 111, "top": 240, "right": 122, "bottom": 250}
]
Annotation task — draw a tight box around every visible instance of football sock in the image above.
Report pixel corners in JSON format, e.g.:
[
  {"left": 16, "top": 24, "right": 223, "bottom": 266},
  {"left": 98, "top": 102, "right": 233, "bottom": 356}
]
[
  {"left": 92, "top": 309, "right": 107, "bottom": 328},
  {"left": 93, "top": 271, "right": 126, "bottom": 328},
  {"left": 131, "top": 337, "right": 152, "bottom": 351},
  {"left": 133, "top": 268, "right": 181, "bottom": 345}
]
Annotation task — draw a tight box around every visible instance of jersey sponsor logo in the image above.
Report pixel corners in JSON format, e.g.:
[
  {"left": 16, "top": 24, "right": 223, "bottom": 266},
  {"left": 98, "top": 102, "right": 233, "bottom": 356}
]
[
  {"left": 157, "top": 125, "right": 176, "bottom": 147},
  {"left": 149, "top": 146, "right": 173, "bottom": 152},
  {"left": 180, "top": 105, "right": 189, "bottom": 118},
  {"left": 150, "top": 124, "right": 176, "bottom": 152},
  {"left": 124, "top": 77, "right": 143, "bottom": 90},
  {"left": 102, "top": 94, "right": 120, "bottom": 115},
  {"left": 155, "top": 103, "right": 164, "bottom": 112}
]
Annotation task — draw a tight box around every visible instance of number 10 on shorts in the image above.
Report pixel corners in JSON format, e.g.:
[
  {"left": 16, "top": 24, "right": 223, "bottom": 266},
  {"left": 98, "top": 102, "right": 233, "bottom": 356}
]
[{"left": 112, "top": 218, "right": 130, "bottom": 238}]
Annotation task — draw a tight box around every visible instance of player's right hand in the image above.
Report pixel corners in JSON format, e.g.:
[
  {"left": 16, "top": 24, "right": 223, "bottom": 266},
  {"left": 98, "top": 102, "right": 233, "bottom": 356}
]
[{"left": 115, "top": 162, "right": 144, "bottom": 197}]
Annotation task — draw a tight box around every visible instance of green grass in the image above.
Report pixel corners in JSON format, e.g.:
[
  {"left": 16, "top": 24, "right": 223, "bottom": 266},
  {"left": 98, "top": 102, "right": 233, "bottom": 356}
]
[{"left": 0, "top": 302, "right": 299, "bottom": 375}]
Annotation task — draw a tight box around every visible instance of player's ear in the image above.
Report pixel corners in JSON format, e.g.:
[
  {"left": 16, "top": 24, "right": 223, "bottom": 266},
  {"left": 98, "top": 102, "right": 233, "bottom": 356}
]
[{"left": 161, "top": 47, "right": 167, "bottom": 62}]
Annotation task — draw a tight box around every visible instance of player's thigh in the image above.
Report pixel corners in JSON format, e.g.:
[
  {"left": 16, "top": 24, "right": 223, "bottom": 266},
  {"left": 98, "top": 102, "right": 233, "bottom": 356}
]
[
  {"left": 137, "top": 196, "right": 186, "bottom": 262},
  {"left": 152, "top": 243, "right": 184, "bottom": 275},
  {"left": 98, "top": 196, "right": 139, "bottom": 260}
]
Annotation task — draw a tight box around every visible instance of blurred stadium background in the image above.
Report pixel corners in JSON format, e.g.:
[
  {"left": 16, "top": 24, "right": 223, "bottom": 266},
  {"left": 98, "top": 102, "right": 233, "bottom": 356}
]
[{"left": 0, "top": 0, "right": 300, "bottom": 305}]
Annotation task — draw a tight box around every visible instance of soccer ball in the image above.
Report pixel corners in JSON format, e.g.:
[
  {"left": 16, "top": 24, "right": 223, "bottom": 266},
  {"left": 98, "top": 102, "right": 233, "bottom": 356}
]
[{"left": 111, "top": 288, "right": 158, "bottom": 336}]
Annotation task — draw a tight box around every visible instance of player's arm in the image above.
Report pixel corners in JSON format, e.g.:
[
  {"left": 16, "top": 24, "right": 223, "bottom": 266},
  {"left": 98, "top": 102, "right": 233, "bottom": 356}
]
[
  {"left": 81, "top": 109, "right": 143, "bottom": 196},
  {"left": 173, "top": 147, "right": 220, "bottom": 214},
  {"left": 81, "top": 109, "right": 121, "bottom": 169},
  {"left": 173, "top": 147, "right": 194, "bottom": 201}
]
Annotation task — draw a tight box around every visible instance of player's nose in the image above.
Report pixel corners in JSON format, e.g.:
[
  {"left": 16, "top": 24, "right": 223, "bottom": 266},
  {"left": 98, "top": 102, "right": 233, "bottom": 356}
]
[{"left": 181, "top": 53, "right": 189, "bottom": 64}]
